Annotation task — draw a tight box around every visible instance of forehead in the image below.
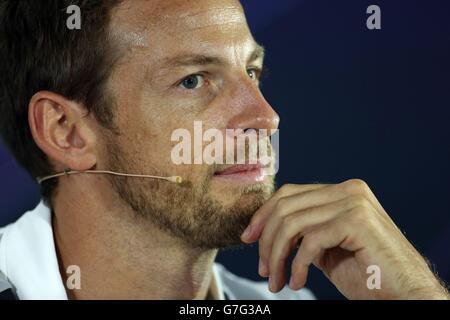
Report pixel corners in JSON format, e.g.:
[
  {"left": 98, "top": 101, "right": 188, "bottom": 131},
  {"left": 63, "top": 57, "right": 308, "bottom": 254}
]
[
  {"left": 113, "top": 0, "right": 245, "bottom": 31},
  {"left": 110, "top": 0, "right": 255, "bottom": 58}
]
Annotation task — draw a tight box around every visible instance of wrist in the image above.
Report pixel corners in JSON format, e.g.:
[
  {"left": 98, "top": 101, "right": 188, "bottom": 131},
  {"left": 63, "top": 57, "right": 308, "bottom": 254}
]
[{"left": 404, "top": 285, "right": 450, "bottom": 300}]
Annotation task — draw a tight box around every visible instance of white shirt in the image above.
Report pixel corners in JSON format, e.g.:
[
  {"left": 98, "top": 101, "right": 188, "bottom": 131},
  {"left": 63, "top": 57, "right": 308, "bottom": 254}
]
[{"left": 0, "top": 202, "right": 314, "bottom": 300}]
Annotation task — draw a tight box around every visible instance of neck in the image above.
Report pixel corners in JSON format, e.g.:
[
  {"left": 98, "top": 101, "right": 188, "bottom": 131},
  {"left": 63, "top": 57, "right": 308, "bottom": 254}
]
[{"left": 52, "top": 178, "right": 219, "bottom": 300}]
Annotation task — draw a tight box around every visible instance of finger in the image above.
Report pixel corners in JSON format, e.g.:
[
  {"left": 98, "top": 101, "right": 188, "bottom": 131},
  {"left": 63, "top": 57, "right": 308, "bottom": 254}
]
[
  {"left": 244, "top": 179, "right": 387, "bottom": 244},
  {"left": 258, "top": 192, "right": 367, "bottom": 277},
  {"left": 333, "top": 179, "right": 388, "bottom": 221},
  {"left": 289, "top": 212, "right": 364, "bottom": 291},
  {"left": 265, "top": 198, "right": 356, "bottom": 290},
  {"left": 241, "top": 183, "right": 327, "bottom": 243}
]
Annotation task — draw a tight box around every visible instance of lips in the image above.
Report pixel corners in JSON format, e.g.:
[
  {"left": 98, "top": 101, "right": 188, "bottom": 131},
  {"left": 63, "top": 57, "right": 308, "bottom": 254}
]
[
  {"left": 214, "top": 164, "right": 262, "bottom": 175},
  {"left": 213, "top": 163, "right": 269, "bottom": 182}
]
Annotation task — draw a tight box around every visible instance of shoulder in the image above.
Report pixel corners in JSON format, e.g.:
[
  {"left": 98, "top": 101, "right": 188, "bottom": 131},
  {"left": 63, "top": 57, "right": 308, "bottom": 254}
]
[
  {"left": 213, "top": 263, "right": 315, "bottom": 300},
  {"left": 0, "top": 202, "right": 63, "bottom": 300}
]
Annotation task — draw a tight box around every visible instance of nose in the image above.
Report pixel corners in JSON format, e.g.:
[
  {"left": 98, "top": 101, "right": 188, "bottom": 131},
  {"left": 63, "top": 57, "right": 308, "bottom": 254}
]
[{"left": 226, "top": 80, "right": 280, "bottom": 135}]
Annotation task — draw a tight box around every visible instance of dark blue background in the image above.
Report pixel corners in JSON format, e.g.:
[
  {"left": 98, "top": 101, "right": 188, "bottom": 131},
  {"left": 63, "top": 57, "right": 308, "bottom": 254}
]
[{"left": 1, "top": 0, "right": 449, "bottom": 299}]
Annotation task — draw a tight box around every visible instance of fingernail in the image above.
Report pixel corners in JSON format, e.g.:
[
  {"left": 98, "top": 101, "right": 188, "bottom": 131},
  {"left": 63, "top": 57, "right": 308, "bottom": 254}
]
[
  {"left": 289, "top": 276, "right": 295, "bottom": 289},
  {"left": 269, "top": 275, "right": 276, "bottom": 292},
  {"left": 241, "top": 225, "right": 253, "bottom": 240},
  {"left": 258, "top": 258, "right": 268, "bottom": 277}
]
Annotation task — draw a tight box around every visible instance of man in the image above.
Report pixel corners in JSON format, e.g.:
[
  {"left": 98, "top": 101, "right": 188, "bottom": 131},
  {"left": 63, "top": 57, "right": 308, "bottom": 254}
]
[{"left": 0, "top": 0, "right": 448, "bottom": 300}]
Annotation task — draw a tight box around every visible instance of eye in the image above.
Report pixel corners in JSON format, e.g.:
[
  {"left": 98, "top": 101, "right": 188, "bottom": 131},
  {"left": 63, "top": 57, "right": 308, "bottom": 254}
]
[
  {"left": 247, "top": 68, "right": 261, "bottom": 81},
  {"left": 179, "top": 74, "right": 205, "bottom": 90}
]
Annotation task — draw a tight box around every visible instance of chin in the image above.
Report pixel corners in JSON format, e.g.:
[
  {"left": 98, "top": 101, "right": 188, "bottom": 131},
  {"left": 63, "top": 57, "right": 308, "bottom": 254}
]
[{"left": 212, "top": 181, "right": 274, "bottom": 213}]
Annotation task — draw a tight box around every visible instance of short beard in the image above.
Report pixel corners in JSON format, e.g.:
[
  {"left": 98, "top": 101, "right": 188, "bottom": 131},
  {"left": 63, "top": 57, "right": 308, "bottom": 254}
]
[{"left": 105, "top": 141, "right": 274, "bottom": 250}]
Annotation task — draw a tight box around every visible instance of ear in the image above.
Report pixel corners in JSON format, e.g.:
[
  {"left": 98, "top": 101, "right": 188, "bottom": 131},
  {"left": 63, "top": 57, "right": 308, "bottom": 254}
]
[{"left": 28, "top": 91, "right": 97, "bottom": 172}]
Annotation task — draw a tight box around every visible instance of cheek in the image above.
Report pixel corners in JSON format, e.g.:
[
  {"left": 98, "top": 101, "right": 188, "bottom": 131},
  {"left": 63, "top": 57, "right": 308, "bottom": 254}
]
[
  {"left": 115, "top": 111, "right": 172, "bottom": 164},
  {"left": 118, "top": 85, "right": 233, "bottom": 173}
]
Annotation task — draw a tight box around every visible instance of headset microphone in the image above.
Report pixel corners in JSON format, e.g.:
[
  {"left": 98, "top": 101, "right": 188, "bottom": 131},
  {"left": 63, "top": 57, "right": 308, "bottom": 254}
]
[{"left": 37, "top": 169, "right": 183, "bottom": 185}]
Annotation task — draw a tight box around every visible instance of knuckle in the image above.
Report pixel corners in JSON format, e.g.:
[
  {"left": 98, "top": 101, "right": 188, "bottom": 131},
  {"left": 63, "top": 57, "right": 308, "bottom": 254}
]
[
  {"left": 301, "top": 235, "right": 317, "bottom": 255},
  {"left": 283, "top": 213, "right": 296, "bottom": 227},
  {"left": 270, "top": 211, "right": 283, "bottom": 229},
  {"left": 280, "top": 216, "right": 295, "bottom": 237},
  {"left": 258, "top": 242, "right": 269, "bottom": 261},
  {"left": 278, "top": 184, "right": 296, "bottom": 196},
  {"left": 271, "top": 256, "right": 285, "bottom": 270},
  {"left": 258, "top": 233, "right": 270, "bottom": 255},
  {"left": 347, "top": 206, "right": 371, "bottom": 225},
  {"left": 276, "top": 196, "right": 289, "bottom": 208},
  {"left": 348, "top": 178, "right": 368, "bottom": 188},
  {"left": 274, "top": 197, "right": 289, "bottom": 216},
  {"left": 346, "top": 194, "right": 369, "bottom": 208},
  {"left": 342, "top": 178, "right": 369, "bottom": 195}
]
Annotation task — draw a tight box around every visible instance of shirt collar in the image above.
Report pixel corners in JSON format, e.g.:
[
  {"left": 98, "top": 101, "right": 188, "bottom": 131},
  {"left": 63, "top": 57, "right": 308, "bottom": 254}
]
[
  {"left": 0, "top": 202, "right": 226, "bottom": 300},
  {"left": 0, "top": 202, "right": 67, "bottom": 299}
]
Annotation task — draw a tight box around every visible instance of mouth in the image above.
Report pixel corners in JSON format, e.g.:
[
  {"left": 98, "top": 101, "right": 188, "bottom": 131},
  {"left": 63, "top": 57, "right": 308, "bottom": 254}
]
[{"left": 213, "top": 163, "right": 270, "bottom": 183}]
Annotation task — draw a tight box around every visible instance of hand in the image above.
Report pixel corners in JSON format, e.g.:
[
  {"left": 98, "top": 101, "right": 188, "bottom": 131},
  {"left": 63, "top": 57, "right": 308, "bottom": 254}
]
[{"left": 241, "top": 179, "right": 449, "bottom": 299}]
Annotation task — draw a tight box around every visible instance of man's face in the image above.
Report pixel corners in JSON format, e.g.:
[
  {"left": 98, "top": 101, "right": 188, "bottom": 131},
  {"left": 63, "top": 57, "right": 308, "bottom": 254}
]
[{"left": 99, "top": 0, "right": 279, "bottom": 249}]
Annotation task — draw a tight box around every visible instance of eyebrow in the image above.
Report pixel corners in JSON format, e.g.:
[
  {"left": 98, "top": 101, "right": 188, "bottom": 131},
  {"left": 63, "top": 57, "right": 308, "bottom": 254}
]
[
  {"left": 160, "top": 43, "right": 266, "bottom": 69},
  {"left": 249, "top": 44, "right": 265, "bottom": 63}
]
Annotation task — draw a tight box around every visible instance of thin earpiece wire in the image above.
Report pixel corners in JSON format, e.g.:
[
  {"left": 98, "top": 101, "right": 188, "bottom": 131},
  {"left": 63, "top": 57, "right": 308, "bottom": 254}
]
[{"left": 37, "top": 169, "right": 183, "bottom": 184}]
